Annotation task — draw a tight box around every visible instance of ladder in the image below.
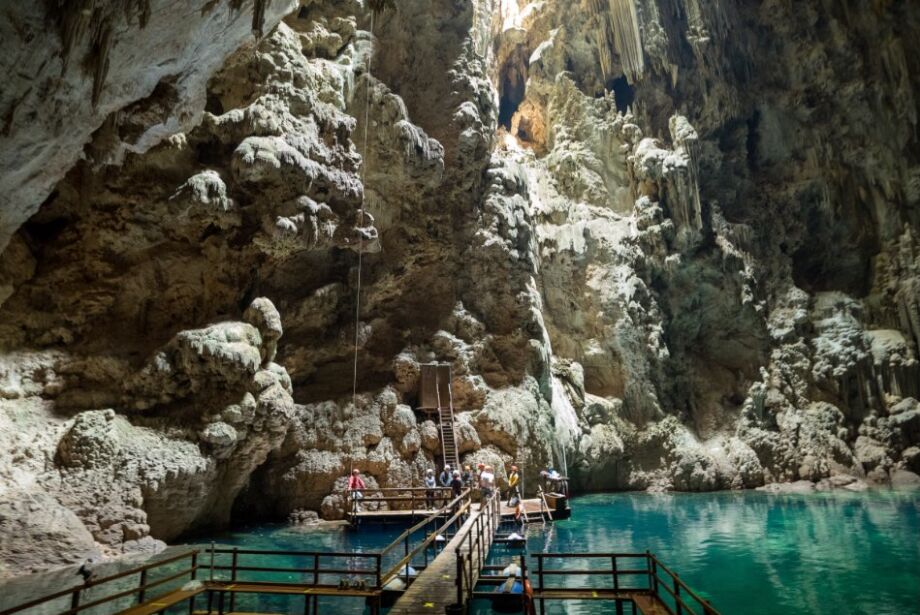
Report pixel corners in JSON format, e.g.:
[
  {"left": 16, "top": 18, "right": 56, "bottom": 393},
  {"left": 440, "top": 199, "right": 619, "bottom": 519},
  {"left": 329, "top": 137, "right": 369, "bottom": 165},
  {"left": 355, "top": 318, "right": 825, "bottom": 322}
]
[
  {"left": 438, "top": 406, "right": 460, "bottom": 470},
  {"left": 434, "top": 368, "right": 460, "bottom": 470}
]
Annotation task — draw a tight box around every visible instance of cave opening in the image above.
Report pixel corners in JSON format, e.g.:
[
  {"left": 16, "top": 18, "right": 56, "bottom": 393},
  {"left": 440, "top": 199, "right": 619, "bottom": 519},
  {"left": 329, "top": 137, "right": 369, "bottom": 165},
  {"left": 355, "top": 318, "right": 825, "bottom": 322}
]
[
  {"left": 790, "top": 186, "right": 878, "bottom": 298},
  {"left": 498, "top": 52, "right": 528, "bottom": 130},
  {"left": 607, "top": 75, "right": 635, "bottom": 113}
]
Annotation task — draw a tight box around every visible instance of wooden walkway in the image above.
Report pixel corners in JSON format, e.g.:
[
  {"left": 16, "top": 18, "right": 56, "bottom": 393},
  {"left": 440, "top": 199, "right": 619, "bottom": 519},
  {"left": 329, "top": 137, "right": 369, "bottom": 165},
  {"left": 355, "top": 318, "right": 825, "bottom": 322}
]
[
  {"left": 387, "top": 504, "right": 494, "bottom": 614},
  {"left": 528, "top": 589, "right": 670, "bottom": 615},
  {"left": 348, "top": 496, "right": 565, "bottom": 524}
]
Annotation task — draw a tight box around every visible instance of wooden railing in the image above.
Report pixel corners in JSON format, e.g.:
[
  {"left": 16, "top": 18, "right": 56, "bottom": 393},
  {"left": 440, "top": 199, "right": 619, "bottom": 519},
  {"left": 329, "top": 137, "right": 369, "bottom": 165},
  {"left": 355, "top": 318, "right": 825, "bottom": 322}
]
[
  {"left": 202, "top": 546, "right": 382, "bottom": 613},
  {"left": 531, "top": 552, "right": 720, "bottom": 615},
  {"left": 345, "top": 486, "right": 454, "bottom": 518},
  {"left": 454, "top": 491, "right": 502, "bottom": 605},
  {"left": 378, "top": 488, "right": 472, "bottom": 586},
  {"left": 0, "top": 550, "right": 199, "bottom": 615},
  {"left": 648, "top": 552, "right": 720, "bottom": 615}
]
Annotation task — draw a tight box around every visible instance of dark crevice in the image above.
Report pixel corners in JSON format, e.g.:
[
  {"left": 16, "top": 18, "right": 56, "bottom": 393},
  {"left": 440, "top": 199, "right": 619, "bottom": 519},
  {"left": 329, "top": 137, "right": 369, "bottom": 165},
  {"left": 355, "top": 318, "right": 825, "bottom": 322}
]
[
  {"left": 745, "top": 109, "right": 761, "bottom": 171},
  {"left": 791, "top": 184, "right": 878, "bottom": 297},
  {"left": 498, "top": 79, "right": 524, "bottom": 130},
  {"left": 608, "top": 75, "right": 634, "bottom": 113},
  {"left": 205, "top": 93, "right": 224, "bottom": 115},
  {"left": 498, "top": 49, "right": 528, "bottom": 130}
]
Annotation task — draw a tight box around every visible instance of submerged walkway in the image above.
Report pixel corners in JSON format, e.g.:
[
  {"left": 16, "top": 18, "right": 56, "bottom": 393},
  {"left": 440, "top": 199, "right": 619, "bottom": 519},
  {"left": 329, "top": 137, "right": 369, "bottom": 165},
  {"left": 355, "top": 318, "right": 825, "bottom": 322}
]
[{"left": 388, "top": 502, "right": 495, "bottom": 614}]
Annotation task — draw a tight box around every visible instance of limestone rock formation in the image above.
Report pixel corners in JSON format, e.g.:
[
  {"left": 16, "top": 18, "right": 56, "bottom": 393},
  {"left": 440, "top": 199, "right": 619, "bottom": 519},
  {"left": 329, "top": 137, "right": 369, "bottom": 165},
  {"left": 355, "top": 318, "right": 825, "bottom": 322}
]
[{"left": 2, "top": 0, "right": 920, "bottom": 578}]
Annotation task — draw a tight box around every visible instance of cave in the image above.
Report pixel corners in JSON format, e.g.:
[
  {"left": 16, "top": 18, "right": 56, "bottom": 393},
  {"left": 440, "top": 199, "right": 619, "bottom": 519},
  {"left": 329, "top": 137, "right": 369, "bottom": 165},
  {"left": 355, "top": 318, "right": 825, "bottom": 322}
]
[
  {"left": 498, "top": 49, "right": 528, "bottom": 130},
  {"left": 608, "top": 74, "right": 635, "bottom": 113},
  {"left": 791, "top": 187, "right": 879, "bottom": 297},
  {"left": 1, "top": 1, "right": 919, "bottom": 611}
]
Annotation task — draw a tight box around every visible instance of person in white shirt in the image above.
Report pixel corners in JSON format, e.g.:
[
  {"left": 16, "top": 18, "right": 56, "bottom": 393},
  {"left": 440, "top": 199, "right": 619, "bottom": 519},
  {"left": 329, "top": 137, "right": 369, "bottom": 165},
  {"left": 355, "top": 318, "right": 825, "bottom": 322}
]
[{"left": 479, "top": 465, "right": 495, "bottom": 499}]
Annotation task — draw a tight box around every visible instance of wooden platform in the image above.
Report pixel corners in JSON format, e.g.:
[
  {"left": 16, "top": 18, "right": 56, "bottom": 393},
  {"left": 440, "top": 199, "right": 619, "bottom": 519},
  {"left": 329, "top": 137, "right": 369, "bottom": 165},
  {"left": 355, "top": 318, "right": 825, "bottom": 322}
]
[
  {"left": 499, "top": 497, "right": 570, "bottom": 521},
  {"left": 119, "top": 587, "right": 204, "bottom": 615},
  {"left": 349, "top": 497, "right": 563, "bottom": 525},
  {"left": 532, "top": 589, "right": 670, "bottom": 615},
  {"left": 204, "top": 581, "right": 378, "bottom": 599},
  {"left": 349, "top": 508, "right": 447, "bottom": 522},
  {"left": 387, "top": 505, "right": 494, "bottom": 614}
]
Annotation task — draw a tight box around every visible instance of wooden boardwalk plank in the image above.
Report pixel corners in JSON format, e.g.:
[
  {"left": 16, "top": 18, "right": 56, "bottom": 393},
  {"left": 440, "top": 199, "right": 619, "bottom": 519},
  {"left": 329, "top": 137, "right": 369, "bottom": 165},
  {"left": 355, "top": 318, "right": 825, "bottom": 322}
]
[
  {"left": 387, "top": 506, "right": 494, "bottom": 614},
  {"left": 350, "top": 509, "right": 444, "bottom": 518},
  {"left": 118, "top": 587, "right": 204, "bottom": 615},
  {"left": 532, "top": 590, "right": 671, "bottom": 615},
  {"left": 203, "top": 581, "right": 377, "bottom": 598},
  {"left": 350, "top": 498, "right": 553, "bottom": 523},
  {"left": 632, "top": 594, "right": 673, "bottom": 615}
]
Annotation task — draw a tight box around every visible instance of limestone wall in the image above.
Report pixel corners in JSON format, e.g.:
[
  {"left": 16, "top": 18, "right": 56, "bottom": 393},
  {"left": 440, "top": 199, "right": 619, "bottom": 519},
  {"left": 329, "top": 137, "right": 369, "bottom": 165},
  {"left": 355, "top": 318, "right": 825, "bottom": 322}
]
[{"left": 1, "top": 0, "right": 919, "bottom": 577}]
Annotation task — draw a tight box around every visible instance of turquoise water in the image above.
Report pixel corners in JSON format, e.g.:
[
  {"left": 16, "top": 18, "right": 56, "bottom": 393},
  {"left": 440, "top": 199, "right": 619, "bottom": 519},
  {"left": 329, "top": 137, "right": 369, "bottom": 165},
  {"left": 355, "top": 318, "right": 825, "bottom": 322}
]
[
  {"left": 184, "top": 490, "right": 920, "bottom": 614},
  {"left": 181, "top": 523, "right": 405, "bottom": 613},
  {"left": 529, "top": 490, "right": 920, "bottom": 614}
]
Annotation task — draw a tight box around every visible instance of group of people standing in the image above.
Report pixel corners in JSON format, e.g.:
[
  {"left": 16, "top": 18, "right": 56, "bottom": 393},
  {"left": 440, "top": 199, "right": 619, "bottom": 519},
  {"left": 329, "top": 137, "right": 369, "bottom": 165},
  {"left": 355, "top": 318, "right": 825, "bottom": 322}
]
[
  {"left": 423, "top": 463, "right": 521, "bottom": 507},
  {"left": 346, "top": 462, "right": 525, "bottom": 513}
]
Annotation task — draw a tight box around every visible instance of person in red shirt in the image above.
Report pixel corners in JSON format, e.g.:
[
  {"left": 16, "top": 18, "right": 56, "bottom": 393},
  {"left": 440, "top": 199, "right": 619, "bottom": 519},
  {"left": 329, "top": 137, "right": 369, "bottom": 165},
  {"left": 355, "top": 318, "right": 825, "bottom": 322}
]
[{"left": 348, "top": 468, "right": 366, "bottom": 512}]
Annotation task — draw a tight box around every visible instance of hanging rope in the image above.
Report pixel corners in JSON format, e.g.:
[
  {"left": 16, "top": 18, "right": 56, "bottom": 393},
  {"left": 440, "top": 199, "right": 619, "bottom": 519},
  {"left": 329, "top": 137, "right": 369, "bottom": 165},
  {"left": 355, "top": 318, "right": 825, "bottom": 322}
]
[{"left": 352, "top": 9, "right": 376, "bottom": 413}]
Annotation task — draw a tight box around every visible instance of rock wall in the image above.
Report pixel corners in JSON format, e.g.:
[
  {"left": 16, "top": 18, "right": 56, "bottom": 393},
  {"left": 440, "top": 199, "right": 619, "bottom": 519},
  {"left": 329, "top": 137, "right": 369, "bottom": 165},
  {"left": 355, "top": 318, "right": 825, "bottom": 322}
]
[{"left": 1, "top": 0, "right": 920, "bottom": 576}]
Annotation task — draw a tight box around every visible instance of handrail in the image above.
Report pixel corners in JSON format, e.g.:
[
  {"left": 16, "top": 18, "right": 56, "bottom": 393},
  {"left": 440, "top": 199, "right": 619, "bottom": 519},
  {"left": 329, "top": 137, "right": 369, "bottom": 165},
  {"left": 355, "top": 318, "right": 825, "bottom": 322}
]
[
  {"left": 380, "top": 498, "right": 471, "bottom": 586},
  {"left": 649, "top": 553, "right": 718, "bottom": 615},
  {"left": 345, "top": 486, "right": 455, "bottom": 518},
  {"left": 454, "top": 491, "right": 501, "bottom": 606},
  {"left": 532, "top": 553, "right": 648, "bottom": 559},
  {"left": 207, "top": 547, "right": 379, "bottom": 558},
  {"left": 0, "top": 550, "right": 200, "bottom": 615},
  {"left": 379, "top": 489, "right": 470, "bottom": 558},
  {"left": 530, "top": 552, "right": 720, "bottom": 615},
  {"left": 351, "top": 487, "right": 454, "bottom": 493},
  {"left": 204, "top": 548, "right": 380, "bottom": 578}
]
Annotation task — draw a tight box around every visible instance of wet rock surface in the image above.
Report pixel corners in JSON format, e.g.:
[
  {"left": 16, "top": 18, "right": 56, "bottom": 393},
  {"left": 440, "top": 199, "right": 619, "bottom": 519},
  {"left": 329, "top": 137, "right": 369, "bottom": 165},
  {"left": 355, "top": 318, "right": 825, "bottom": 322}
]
[{"left": 1, "top": 0, "right": 920, "bottom": 578}]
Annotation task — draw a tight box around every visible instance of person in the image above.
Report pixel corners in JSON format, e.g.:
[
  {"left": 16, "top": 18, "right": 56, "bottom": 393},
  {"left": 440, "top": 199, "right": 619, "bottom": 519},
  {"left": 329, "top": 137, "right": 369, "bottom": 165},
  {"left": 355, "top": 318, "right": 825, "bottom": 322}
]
[
  {"left": 507, "top": 464, "right": 520, "bottom": 506},
  {"left": 424, "top": 469, "right": 437, "bottom": 509},
  {"left": 348, "top": 469, "right": 366, "bottom": 512},
  {"left": 462, "top": 465, "right": 473, "bottom": 486},
  {"left": 450, "top": 470, "right": 463, "bottom": 499},
  {"left": 480, "top": 464, "right": 495, "bottom": 500},
  {"left": 439, "top": 464, "right": 453, "bottom": 488}
]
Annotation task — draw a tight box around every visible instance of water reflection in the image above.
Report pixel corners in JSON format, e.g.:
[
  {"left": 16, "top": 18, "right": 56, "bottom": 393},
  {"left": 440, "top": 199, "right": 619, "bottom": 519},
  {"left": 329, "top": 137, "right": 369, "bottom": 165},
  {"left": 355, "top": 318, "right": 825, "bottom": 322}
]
[
  {"left": 532, "top": 490, "right": 920, "bottom": 614},
  {"left": 5, "top": 493, "right": 914, "bottom": 615}
]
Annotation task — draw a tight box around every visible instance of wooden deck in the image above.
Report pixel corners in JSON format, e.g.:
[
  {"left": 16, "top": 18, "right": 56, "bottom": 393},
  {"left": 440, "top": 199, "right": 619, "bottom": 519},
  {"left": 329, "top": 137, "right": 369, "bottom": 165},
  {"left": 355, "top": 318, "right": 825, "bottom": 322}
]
[
  {"left": 349, "top": 496, "right": 563, "bottom": 524},
  {"left": 119, "top": 587, "right": 204, "bottom": 615},
  {"left": 530, "top": 589, "right": 670, "bottom": 615},
  {"left": 349, "top": 508, "right": 446, "bottom": 521},
  {"left": 387, "top": 504, "right": 494, "bottom": 614}
]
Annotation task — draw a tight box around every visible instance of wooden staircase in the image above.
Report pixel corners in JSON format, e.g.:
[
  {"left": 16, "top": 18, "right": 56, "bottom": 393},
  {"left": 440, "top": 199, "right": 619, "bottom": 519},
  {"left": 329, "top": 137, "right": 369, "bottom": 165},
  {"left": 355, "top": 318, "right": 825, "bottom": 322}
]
[
  {"left": 438, "top": 405, "right": 460, "bottom": 470},
  {"left": 418, "top": 362, "right": 461, "bottom": 470}
]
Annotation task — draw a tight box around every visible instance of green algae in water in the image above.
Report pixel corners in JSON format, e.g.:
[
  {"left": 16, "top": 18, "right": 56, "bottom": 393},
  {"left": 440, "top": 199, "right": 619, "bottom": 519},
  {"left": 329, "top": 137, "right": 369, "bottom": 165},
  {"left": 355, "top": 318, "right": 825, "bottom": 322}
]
[{"left": 183, "top": 491, "right": 920, "bottom": 614}]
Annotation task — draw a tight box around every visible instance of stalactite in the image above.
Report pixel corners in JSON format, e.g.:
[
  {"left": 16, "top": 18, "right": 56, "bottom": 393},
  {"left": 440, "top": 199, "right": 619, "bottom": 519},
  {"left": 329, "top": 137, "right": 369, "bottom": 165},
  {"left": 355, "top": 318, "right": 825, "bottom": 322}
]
[
  {"left": 89, "top": 16, "right": 115, "bottom": 107},
  {"left": 252, "top": 0, "right": 268, "bottom": 37},
  {"left": 50, "top": 0, "right": 153, "bottom": 107},
  {"left": 586, "top": 0, "right": 644, "bottom": 82},
  {"left": 607, "top": 0, "right": 644, "bottom": 81},
  {"left": 669, "top": 115, "right": 702, "bottom": 231}
]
